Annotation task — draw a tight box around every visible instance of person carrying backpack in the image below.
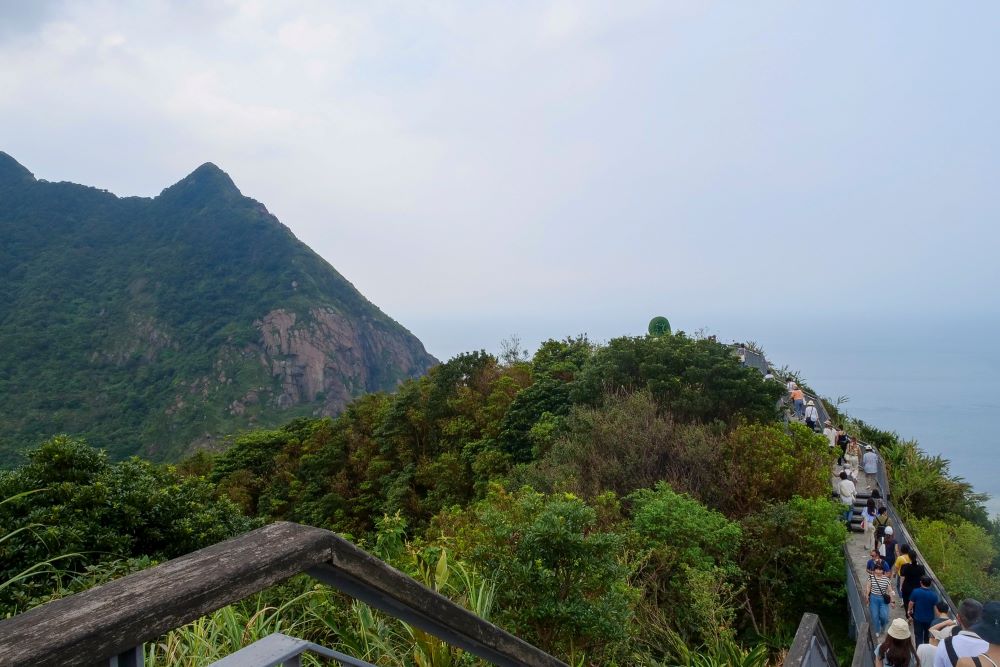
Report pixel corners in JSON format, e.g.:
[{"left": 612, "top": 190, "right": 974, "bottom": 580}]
[
  {"left": 874, "top": 507, "right": 891, "bottom": 547},
  {"left": 955, "top": 600, "right": 1000, "bottom": 667},
  {"left": 936, "top": 600, "right": 988, "bottom": 667},
  {"left": 804, "top": 400, "right": 820, "bottom": 429}
]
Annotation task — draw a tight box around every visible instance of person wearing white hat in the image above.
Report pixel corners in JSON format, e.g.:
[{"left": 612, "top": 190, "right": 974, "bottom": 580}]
[
  {"left": 823, "top": 420, "right": 837, "bottom": 451},
  {"left": 883, "top": 526, "right": 898, "bottom": 568},
  {"left": 878, "top": 618, "right": 916, "bottom": 667},
  {"left": 863, "top": 444, "right": 880, "bottom": 481},
  {"left": 804, "top": 400, "right": 820, "bottom": 429}
]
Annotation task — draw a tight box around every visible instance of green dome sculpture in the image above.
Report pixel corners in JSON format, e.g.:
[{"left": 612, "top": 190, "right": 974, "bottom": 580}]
[{"left": 648, "top": 316, "right": 671, "bottom": 337}]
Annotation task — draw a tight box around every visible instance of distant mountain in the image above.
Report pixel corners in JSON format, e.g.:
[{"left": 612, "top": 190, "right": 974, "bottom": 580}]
[{"left": 0, "top": 153, "right": 437, "bottom": 463}]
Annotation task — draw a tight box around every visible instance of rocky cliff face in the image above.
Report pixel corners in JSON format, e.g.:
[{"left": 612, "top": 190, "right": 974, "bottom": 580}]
[
  {"left": 0, "top": 152, "right": 437, "bottom": 463},
  {"left": 255, "top": 307, "right": 430, "bottom": 412}
]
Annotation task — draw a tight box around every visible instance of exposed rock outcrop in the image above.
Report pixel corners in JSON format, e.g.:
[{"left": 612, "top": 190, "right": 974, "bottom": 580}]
[{"left": 257, "top": 307, "right": 432, "bottom": 414}]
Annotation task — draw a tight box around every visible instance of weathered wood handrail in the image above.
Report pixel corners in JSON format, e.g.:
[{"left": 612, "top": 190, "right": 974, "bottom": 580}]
[{"left": 0, "top": 522, "right": 567, "bottom": 667}]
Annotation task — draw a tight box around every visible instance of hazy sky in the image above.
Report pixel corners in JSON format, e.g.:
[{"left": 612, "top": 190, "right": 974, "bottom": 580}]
[{"left": 2, "top": 1, "right": 999, "bottom": 360}]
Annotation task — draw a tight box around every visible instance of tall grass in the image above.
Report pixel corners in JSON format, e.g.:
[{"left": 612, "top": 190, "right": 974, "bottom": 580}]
[
  {"left": 1, "top": 489, "right": 87, "bottom": 616},
  {"left": 146, "top": 549, "right": 497, "bottom": 667},
  {"left": 146, "top": 587, "right": 330, "bottom": 666}
]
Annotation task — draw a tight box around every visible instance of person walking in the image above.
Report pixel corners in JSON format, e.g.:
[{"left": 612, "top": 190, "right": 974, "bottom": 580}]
[
  {"left": 868, "top": 560, "right": 894, "bottom": 636},
  {"left": 955, "top": 600, "right": 1000, "bottom": 667},
  {"left": 882, "top": 527, "right": 898, "bottom": 581},
  {"left": 846, "top": 437, "right": 862, "bottom": 470},
  {"left": 936, "top": 599, "right": 988, "bottom": 667},
  {"left": 874, "top": 507, "right": 891, "bottom": 549},
  {"left": 804, "top": 400, "right": 820, "bottom": 430},
  {"left": 921, "top": 625, "right": 956, "bottom": 667},
  {"left": 894, "top": 544, "right": 914, "bottom": 600},
  {"left": 790, "top": 385, "right": 805, "bottom": 419},
  {"left": 910, "top": 576, "right": 941, "bottom": 645},
  {"left": 839, "top": 470, "right": 857, "bottom": 524},
  {"left": 868, "top": 549, "right": 889, "bottom": 574},
  {"left": 878, "top": 618, "right": 917, "bottom": 667},
  {"left": 930, "top": 601, "right": 957, "bottom": 639},
  {"left": 837, "top": 425, "right": 850, "bottom": 465},
  {"left": 863, "top": 499, "right": 879, "bottom": 550},
  {"left": 864, "top": 445, "right": 881, "bottom": 487},
  {"left": 824, "top": 420, "right": 838, "bottom": 451},
  {"left": 901, "top": 554, "right": 928, "bottom": 613}
]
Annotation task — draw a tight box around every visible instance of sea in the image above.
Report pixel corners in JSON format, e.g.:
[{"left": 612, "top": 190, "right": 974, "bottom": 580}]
[{"left": 748, "top": 320, "right": 1000, "bottom": 518}]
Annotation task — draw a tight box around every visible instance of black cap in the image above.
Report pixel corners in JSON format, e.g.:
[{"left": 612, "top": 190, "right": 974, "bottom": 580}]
[{"left": 971, "top": 600, "right": 1000, "bottom": 644}]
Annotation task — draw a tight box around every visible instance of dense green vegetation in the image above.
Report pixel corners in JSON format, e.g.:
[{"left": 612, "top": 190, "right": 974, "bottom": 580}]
[
  {"left": 0, "top": 152, "right": 435, "bottom": 464},
  {"left": 0, "top": 436, "right": 255, "bottom": 612},
  {"left": 3, "top": 331, "right": 853, "bottom": 665},
  {"left": 849, "top": 420, "right": 1000, "bottom": 601},
  {"left": 6, "top": 328, "right": 995, "bottom": 665}
]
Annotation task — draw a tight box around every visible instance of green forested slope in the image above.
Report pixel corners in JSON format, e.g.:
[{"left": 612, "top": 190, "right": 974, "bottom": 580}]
[
  {"left": 4, "top": 332, "right": 995, "bottom": 664},
  {"left": 0, "top": 152, "right": 436, "bottom": 463}
]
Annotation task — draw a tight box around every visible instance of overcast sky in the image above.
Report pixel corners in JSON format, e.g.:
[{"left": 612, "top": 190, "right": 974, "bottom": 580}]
[{"left": 2, "top": 1, "right": 999, "bottom": 360}]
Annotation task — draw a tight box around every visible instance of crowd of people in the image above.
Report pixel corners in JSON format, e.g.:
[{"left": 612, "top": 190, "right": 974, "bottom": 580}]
[
  {"left": 874, "top": 600, "right": 1000, "bottom": 667},
  {"left": 775, "top": 374, "right": 1000, "bottom": 667}
]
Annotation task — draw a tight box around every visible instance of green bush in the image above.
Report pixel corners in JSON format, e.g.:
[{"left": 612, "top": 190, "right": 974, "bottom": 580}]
[
  {"left": 431, "top": 486, "right": 637, "bottom": 661},
  {"left": 0, "top": 436, "right": 255, "bottom": 613},
  {"left": 910, "top": 516, "right": 1000, "bottom": 600},
  {"left": 629, "top": 483, "right": 743, "bottom": 646},
  {"left": 738, "top": 497, "right": 846, "bottom": 637}
]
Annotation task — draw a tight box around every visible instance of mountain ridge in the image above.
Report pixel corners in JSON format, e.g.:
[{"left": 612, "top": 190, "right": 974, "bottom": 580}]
[{"left": 0, "top": 153, "right": 437, "bottom": 463}]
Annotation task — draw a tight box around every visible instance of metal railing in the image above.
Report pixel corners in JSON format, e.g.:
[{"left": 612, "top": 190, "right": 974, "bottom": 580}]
[
  {"left": 788, "top": 442, "right": 958, "bottom": 666},
  {"left": 0, "top": 522, "right": 567, "bottom": 667},
  {"left": 209, "top": 633, "right": 376, "bottom": 667},
  {"left": 843, "top": 544, "right": 878, "bottom": 667},
  {"left": 736, "top": 346, "right": 770, "bottom": 375},
  {"left": 875, "top": 456, "right": 958, "bottom": 614},
  {"left": 784, "top": 613, "right": 840, "bottom": 667},
  {"left": 849, "top": 621, "right": 876, "bottom": 667},
  {"left": 736, "top": 349, "right": 957, "bottom": 663}
]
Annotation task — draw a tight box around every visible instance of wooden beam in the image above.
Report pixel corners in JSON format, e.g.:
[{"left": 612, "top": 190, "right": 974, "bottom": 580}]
[
  {"left": 0, "top": 521, "right": 567, "bottom": 667},
  {"left": 310, "top": 539, "right": 568, "bottom": 667},
  {"left": 0, "top": 522, "right": 337, "bottom": 667}
]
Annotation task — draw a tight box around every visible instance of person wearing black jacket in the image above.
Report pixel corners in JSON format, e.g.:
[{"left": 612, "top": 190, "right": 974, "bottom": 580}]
[{"left": 901, "top": 555, "right": 927, "bottom": 611}]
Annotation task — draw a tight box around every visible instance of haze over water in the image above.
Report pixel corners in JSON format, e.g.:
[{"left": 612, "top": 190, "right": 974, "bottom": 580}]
[{"left": 772, "top": 320, "right": 1000, "bottom": 518}]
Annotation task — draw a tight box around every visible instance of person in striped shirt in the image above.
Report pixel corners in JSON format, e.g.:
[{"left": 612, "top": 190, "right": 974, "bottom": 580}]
[{"left": 867, "top": 560, "right": 894, "bottom": 636}]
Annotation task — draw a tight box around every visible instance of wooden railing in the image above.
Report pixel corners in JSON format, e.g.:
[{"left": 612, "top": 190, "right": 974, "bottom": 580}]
[{"left": 0, "top": 522, "right": 566, "bottom": 667}]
